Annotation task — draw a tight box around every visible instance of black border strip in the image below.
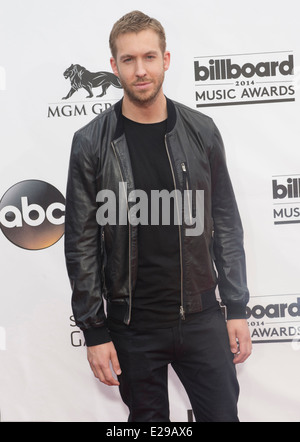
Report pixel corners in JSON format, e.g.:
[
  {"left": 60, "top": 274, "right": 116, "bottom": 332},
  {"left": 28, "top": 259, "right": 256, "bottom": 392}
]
[
  {"left": 196, "top": 98, "right": 295, "bottom": 107},
  {"left": 253, "top": 339, "right": 296, "bottom": 344},
  {"left": 274, "top": 220, "right": 300, "bottom": 225}
]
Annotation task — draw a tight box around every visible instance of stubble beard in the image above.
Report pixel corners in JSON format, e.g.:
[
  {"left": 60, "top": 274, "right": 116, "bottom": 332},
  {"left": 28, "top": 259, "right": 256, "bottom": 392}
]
[{"left": 120, "top": 71, "right": 165, "bottom": 107}]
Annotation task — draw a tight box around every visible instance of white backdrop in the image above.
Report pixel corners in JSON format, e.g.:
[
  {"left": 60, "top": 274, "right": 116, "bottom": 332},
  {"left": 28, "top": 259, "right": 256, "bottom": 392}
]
[{"left": 0, "top": 0, "right": 299, "bottom": 422}]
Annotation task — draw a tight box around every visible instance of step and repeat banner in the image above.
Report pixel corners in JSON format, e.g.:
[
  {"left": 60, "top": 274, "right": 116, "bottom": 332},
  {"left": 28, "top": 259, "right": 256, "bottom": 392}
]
[{"left": 0, "top": 0, "right": 299, "bottom": 422}]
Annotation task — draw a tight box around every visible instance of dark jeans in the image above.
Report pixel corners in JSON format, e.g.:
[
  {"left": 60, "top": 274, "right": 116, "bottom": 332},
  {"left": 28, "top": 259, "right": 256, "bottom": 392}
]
[{"left": 109, "top": 304, "right": 239, "bottom": 422}]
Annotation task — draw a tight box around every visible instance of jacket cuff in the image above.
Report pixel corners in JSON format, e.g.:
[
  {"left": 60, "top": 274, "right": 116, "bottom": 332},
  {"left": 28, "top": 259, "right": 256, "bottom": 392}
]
[
  {"left": 83, "top": 325, "right": 111, "bottom": 347},
  {"left": 225, "top": 302, "right": 248, "bottom": 320}
]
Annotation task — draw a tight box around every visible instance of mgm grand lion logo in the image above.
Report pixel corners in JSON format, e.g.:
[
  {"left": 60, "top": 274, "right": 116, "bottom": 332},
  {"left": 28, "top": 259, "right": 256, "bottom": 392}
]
[{"left": 62, "top": 64, "right": 122, "bottom": 100}]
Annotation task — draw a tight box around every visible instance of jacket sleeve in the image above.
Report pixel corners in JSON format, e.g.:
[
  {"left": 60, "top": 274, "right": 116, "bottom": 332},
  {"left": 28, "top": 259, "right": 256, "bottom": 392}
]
[
  {"left": 65, "top": 131, "right": 111, "bottom": 346},
  {"left": 209, "top": 123, "right": 249, "bottom": 319}
]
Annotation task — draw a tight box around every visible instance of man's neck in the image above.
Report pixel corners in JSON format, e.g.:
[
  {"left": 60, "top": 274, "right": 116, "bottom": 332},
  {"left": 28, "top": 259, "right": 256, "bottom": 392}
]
[{"left": 122, "top": 92, "right": 167, "bottom": 124}]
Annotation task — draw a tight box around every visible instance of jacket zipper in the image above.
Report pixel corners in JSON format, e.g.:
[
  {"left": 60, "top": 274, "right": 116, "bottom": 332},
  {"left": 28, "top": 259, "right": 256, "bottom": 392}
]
[
  {"left": 165, "top": 136, "right": 185, "bottom": 320},
  {"left": 111, "top": 141, "right": 132, "bottom": 325}
]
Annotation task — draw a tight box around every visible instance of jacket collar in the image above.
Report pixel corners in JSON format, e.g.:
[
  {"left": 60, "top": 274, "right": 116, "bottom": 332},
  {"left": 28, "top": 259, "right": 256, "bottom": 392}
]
[{"left": 113, "top": 96, "right": 177, "bottom": 139}]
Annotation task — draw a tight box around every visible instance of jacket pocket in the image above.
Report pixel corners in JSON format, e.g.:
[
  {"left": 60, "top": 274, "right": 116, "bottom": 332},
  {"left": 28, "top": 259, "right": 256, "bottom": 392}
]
[{"left": 181, "top": 162, "right": 196, "bottom": 226}]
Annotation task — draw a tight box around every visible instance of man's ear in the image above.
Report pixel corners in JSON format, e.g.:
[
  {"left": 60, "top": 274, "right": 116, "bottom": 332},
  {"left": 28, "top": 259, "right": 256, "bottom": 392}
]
[
  {"left": 163, "top": 51, "right": 171, "bottom": 72},
  {"left": 110, "top": 57, "right": 119, "bottom": 77}
]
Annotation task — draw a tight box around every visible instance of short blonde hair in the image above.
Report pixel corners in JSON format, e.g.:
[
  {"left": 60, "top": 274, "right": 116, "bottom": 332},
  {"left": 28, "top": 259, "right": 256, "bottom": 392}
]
[{"left": 109, "top": 10, "right": 166, "bottom": 58}]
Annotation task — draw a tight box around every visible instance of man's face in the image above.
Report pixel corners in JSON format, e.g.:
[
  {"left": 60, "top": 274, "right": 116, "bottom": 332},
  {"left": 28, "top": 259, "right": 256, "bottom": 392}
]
[{"left": 110, "top": 29, "right": 170, "bottom": 106}]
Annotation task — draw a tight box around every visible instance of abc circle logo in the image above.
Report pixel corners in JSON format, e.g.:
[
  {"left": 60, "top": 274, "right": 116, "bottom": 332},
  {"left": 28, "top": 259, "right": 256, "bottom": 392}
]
[{"left": 0, "top": 180, "right": 65, "bottom": 250}]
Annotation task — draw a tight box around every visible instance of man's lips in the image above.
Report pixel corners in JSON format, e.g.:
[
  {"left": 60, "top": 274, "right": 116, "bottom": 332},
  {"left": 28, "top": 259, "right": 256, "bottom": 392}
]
[{"left": 133, "top": 81, "right": 152, "bottom": 89}]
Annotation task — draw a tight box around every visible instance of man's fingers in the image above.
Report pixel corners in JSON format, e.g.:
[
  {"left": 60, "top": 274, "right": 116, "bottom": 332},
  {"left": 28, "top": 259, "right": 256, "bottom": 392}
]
[
  {"left": 226, "top": 319, "right": 252, "bottom": 365},
  {"left": 91, "top": 361, "right": 120, "bottom": 386},
  {"left": 111, "top": 350, "right": 122, "bottom": 376},
  {"left": 232, "top": 339, "right": 252, "bottom": 364},
  {"left": 228, "top": 333, "right": 239, "bottom": 355},
  {"left": 87, "top": 342, "right": 121, "bottom": 386},
  {"left": 234, "top": 336, "right": 252, "bottom": 364},
  {"left": 99, "top": 363, "right": 120, "bottom": 386}
]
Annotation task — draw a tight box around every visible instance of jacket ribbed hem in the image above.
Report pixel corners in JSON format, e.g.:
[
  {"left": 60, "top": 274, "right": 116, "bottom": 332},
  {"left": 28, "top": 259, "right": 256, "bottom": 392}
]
[
  {"left": 83, "top": 325, "right": 111, "bottom": 347},
  {"left": 225, "top": 302, "right": 247, "bottom": 320}
]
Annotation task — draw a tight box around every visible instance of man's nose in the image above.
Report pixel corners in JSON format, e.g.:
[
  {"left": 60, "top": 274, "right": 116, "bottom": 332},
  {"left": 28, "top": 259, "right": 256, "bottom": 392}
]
[{"left": 135, "top": 59, "right": 147, "bottom": 77}]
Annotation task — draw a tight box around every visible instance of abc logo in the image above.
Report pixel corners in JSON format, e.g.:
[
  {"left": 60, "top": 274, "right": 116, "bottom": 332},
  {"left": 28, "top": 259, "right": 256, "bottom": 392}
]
[{"left": 0, "top": 180, "right": 65, "bottom": 250}]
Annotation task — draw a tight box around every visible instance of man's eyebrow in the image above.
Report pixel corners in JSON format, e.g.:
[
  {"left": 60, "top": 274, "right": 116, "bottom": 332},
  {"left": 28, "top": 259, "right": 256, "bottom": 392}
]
[
  {"left": 145, "top": 50, "right": 159, "bottom": 55},
  {"left": 119, "top": 54, "right": 133, "bottom": 61},
  {"left": 119, "top": 50, "right": 159, "bottom": 61}
]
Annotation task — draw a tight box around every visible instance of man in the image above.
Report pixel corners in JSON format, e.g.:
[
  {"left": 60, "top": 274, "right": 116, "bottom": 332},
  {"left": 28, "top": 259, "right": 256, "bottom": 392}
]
[{"left": 65, "top": 10, "right": 252, "bottom": 422}]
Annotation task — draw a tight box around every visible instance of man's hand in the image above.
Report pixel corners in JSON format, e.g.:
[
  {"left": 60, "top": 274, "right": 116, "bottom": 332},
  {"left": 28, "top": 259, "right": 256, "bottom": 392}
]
[
  {"left": 87, "top": 341, "right": 122, "bottom": 386},
  {"left": 226, "top": 319, "right": 252, "bottom": 364}
]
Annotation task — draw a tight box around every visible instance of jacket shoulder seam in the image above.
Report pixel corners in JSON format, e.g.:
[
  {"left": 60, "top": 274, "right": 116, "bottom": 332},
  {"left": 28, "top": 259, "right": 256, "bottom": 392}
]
[{"left": 74, "top": 104, "right": 116, "bottom": 139}]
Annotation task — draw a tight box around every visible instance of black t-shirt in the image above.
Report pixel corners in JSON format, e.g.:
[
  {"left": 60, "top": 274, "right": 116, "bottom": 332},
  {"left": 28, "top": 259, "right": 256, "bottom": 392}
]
[{"left": 122, "top": 115, "right": 181, "bottom": 328}]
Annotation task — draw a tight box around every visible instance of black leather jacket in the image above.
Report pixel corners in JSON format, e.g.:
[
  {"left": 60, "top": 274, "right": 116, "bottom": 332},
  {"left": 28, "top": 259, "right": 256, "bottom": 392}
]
[{"left": 65, "top": 98, "right": 249, "bottom": 346}]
